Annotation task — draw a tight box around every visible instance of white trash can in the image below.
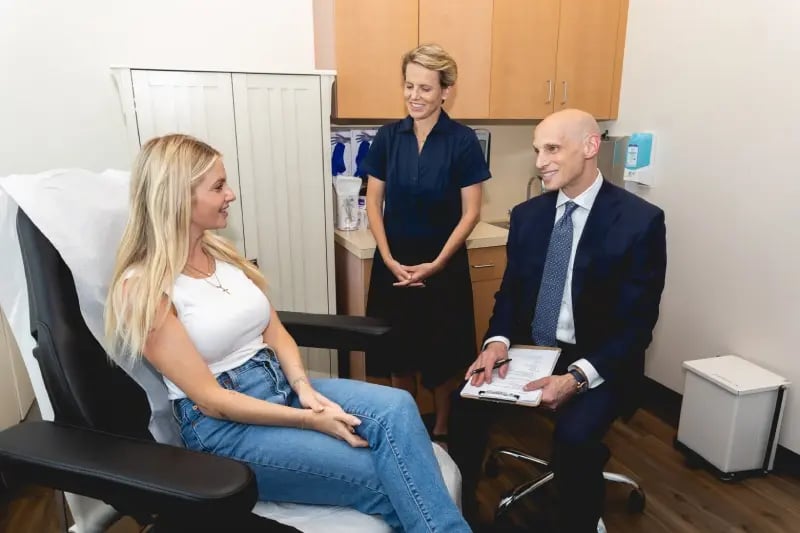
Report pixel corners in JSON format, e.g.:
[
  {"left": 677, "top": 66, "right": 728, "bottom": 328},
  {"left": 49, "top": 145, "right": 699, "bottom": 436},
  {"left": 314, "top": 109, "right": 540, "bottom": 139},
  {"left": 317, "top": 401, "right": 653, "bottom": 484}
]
[{"left": 676, "top": 355, "right": 789, "bottom": 480}]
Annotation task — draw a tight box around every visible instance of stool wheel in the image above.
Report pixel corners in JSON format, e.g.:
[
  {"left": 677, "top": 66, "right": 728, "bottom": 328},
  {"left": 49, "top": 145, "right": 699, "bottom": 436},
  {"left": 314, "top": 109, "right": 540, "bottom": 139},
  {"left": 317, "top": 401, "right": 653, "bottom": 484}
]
[{"left": 484, "top": 455, "right": 500, "bottom": 478}]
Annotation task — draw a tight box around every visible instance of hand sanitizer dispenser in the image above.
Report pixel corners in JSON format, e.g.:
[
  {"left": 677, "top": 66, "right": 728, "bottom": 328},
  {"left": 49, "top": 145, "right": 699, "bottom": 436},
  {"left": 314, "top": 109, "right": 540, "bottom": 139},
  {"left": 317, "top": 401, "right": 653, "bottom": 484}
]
[{"left": 624, "top": 132, "right": 656, "bottom": 186}]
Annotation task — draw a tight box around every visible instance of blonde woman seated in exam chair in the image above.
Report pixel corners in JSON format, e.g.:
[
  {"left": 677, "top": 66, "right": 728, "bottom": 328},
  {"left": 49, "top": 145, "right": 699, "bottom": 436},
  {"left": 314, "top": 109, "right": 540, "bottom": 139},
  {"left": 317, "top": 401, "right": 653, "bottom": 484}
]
[{"left": 104, "top": 134, "right": 470, "bottom": 533}]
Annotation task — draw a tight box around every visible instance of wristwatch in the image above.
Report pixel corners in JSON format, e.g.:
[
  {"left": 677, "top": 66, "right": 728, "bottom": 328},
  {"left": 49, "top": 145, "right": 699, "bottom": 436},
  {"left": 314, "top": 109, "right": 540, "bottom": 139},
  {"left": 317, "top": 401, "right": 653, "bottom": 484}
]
[{"left": 568, "top": 368, "right": 589, "bottom": 394}]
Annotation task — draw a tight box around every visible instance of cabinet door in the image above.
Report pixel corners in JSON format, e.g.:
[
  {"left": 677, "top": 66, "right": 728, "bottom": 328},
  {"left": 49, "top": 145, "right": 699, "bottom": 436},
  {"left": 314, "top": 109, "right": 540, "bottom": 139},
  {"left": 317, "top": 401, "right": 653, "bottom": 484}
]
[
  {"left": 131, "top": 70, "right": 247, "bottom": 254},
  {"left": 0, "top": 315, "right": 20, "bottom": 430},
  {"left": 0, "top": 309, "right": 34, "bottom": 430},
  {"left": 232, "top": 74, "right": 333, "bottom": 378},
  {"left": 334, "top": 0, "right": 418, "bottom": 119},
  {"left": 489, "top": 0, "right": 560, "bottom": 119},
  {"left": 468, "top": 246, "right": 507, "bottom": 350},
  {"left": 554, "top": 0, "right": 627, "bottom": 119},
  {"left": 419, "top": 0, "right": 493, "bottom": 119}
]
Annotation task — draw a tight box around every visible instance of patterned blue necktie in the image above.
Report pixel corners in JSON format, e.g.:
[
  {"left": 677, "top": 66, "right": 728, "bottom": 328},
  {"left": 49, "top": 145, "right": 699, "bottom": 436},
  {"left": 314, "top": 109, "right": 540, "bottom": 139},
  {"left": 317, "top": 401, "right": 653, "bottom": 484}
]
[{"left": 531, "top": 201, "right": 579, "bottom": 346}]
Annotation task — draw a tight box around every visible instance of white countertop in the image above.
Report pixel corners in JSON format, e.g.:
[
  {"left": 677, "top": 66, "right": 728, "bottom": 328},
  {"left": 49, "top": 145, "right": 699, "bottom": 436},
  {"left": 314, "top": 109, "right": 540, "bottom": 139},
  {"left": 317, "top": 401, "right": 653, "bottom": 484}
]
[{"left": 334, "top": 221, "right": 509, "bottom": 260}]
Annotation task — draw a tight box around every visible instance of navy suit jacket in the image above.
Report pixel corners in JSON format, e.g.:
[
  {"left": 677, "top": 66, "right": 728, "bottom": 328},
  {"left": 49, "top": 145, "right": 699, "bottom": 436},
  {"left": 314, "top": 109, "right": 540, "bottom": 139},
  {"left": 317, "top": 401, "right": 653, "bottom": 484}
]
[{"left": 486, "top": 180, "right": 667, "bottom": 411}]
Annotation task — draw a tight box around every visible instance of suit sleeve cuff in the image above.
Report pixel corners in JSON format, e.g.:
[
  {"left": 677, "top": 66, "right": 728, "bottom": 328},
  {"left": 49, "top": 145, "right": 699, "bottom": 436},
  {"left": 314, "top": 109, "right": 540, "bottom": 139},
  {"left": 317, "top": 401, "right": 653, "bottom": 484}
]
[
  {"left": 569, "top": 359, "right": 605, "bottom": 388},
  {"left": 483, "top": 336, "right": 510, "bottom": 351}
]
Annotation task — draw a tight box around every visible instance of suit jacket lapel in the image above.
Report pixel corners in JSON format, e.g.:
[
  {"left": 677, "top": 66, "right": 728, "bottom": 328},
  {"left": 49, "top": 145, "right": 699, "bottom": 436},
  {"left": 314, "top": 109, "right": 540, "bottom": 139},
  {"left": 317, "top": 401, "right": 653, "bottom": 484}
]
[
  {"left": 520, "top": 193, "right": 557, "bottom": 319},
  {"left": 572, "top": 181, "right": 620, "bottom": 305},
  {"left": 529, "top": 193, "right": 557, "bottom": 271}
]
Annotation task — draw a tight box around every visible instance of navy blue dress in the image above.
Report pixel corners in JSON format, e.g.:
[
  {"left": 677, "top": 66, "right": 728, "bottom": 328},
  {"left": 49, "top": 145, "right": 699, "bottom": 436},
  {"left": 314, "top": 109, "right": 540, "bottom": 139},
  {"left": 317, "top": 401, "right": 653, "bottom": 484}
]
[{"left": 360, "top": 111, "right": 491, "bottom": 389}]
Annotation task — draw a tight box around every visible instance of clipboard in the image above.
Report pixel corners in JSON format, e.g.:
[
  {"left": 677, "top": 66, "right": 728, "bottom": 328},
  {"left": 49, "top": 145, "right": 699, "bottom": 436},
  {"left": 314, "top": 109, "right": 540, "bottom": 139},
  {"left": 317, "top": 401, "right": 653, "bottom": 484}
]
[{"left": 460, "top": 345, "right": 561, "bottom": 407}]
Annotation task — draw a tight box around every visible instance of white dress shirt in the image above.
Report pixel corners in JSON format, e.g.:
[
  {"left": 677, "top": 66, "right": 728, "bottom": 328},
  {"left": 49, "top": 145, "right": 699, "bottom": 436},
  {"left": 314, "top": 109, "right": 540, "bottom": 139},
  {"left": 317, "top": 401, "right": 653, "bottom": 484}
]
[{"left": 484, "top": 171, "right": 605, "bottom": 388}]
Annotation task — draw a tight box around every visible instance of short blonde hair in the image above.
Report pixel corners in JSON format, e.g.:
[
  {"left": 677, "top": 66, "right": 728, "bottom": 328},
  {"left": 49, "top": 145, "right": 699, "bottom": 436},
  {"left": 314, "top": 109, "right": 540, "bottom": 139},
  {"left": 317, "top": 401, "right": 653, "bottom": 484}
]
[{"left": 402, "top": 43, "right": 458, "bottom": 88}]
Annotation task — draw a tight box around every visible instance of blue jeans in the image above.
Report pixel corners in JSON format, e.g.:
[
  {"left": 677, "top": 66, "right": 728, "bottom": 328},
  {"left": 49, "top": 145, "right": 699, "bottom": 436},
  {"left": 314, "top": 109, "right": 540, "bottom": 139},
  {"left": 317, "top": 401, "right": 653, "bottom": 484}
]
[{"left": 173, "top": 349, "right": 470, "bottom": 533}]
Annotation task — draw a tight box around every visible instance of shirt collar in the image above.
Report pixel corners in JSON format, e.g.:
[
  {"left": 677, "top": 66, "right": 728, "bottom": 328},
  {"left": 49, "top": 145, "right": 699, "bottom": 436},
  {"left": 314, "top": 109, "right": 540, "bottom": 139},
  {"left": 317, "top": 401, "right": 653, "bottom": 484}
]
[
  {"left": 556, "top": 170, "right": 604, "bottom": 212},
  {"left": 399, "top": 109, "right": 453, "bottom": 134}
]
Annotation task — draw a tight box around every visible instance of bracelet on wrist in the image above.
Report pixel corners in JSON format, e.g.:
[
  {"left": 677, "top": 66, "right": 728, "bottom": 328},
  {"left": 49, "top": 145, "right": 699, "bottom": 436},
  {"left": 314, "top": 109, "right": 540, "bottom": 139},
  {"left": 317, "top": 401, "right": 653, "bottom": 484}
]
[{"left": 291, "top": 376, "right": 309, "bottom": 390}]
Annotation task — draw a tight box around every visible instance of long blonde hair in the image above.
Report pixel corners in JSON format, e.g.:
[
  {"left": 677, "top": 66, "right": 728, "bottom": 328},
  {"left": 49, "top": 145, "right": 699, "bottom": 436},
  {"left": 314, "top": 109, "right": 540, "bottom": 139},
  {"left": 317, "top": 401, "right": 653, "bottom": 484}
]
[{"left": 105, "top": 134, "right": 266, "bottom": 367}]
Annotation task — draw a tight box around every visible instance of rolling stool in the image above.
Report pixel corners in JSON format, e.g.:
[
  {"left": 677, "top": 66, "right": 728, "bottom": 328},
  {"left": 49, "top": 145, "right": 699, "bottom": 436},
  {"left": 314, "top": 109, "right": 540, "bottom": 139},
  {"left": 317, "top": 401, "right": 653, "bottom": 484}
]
[{"left": 485, "top": 446, "right": 646, "bottom": 520}]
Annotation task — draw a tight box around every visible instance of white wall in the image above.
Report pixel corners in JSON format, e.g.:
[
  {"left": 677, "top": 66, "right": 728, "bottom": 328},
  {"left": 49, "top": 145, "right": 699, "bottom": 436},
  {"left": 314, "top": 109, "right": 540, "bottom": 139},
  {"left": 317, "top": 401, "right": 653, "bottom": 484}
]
[
  {"left": 0, "top": 0, "right": 315, "bottom": 175},
  {"left": 610, "top": 0, "right": 800, "bottom": 452}
]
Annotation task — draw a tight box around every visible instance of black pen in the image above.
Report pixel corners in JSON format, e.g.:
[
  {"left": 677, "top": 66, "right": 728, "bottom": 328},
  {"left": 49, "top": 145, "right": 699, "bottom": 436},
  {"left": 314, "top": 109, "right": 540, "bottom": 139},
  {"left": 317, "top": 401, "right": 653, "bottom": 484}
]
[{"left": 468, "top": 358, "right": 513, "bottom": 378}]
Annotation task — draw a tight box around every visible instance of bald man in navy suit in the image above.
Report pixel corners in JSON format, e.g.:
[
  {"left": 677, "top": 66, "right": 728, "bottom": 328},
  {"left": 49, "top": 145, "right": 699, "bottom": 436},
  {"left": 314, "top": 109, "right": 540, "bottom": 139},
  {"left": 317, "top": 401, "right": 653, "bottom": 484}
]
[{"left": 449, "top": 109, "right": 667, "bottom": 532}]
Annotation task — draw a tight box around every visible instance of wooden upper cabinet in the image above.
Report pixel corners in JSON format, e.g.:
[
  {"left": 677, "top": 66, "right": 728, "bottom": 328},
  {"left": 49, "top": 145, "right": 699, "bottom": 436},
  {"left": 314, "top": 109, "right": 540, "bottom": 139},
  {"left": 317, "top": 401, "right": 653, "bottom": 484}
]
[
  {"left": 489, "top": 0, "right": 560, "bottom": 119},
  {"left": 554, "top": 0, "right": 628, "bottom": 119},
  {"left": 418, "top": 0, "right": 493, "bottom": 119},
  {"left": 334, "top": 0, "right": 418, "bottom": 119},
  {"left": 330, "top": 0, "right": 629, "bottom": 119}
]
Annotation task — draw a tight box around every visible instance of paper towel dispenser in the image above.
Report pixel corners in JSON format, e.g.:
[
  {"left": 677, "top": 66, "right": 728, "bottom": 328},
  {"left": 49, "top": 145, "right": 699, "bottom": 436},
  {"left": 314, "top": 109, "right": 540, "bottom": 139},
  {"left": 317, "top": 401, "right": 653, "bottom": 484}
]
[{"left": 598, "top": 134, "right": 629, "bottom": 188}]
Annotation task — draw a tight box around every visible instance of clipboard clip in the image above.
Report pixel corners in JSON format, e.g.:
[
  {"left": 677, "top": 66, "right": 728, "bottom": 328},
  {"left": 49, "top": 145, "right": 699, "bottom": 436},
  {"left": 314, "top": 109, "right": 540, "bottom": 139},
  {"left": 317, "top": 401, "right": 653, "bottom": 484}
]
[{"left": 478, "top": 390, "right": 520, "bottom": 403}]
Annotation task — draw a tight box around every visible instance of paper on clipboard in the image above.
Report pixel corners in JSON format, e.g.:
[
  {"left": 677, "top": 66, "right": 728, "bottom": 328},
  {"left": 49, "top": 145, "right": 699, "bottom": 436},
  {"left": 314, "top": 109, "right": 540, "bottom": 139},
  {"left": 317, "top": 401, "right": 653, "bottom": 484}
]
[{"left": 461, "top": 345, "right": 561, "bottom": 406}]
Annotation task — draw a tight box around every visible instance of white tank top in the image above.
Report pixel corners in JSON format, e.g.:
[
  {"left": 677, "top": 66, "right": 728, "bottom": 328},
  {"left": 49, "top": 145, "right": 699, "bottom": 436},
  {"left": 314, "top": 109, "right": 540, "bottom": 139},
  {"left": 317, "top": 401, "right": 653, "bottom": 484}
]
[{"left": 166, "top": 259, "right": 270, "bottom": 399}]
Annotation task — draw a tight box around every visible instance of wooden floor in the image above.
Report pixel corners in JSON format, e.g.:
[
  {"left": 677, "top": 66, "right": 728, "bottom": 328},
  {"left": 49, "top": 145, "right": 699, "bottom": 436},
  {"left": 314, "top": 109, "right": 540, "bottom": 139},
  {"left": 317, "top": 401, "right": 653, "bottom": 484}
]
[
  {"left": 476, "top": 408, "right": 800, "bottom": 532},
  {"left": 2, "top": 406, "right": 798, "bottom": 532}
]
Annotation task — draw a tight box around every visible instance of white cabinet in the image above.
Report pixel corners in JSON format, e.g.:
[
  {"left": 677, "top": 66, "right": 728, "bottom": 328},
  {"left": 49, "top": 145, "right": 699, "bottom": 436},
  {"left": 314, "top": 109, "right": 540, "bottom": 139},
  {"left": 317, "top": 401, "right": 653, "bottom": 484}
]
[
  {"left": 0, "top": 308, "right": 35, "bottom": 430},
  {"left": 130, "top": 70, "right": 247, "bottom": 254},
  {"left": 232, "top": 73, "right": 333, "bottom": 377},
  {"left": 232, "top": 74, "right": 329, "bottom": 313},
  {"left": 117, "top": 68, "right": 338, "bottom": 377}
]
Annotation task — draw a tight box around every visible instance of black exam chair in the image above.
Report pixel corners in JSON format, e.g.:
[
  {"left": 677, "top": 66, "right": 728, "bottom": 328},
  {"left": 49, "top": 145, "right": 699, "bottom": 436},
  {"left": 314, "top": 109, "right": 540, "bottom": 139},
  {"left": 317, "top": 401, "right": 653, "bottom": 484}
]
[{"left": 0, "top": 209, "right": 391, "bottom": 532}]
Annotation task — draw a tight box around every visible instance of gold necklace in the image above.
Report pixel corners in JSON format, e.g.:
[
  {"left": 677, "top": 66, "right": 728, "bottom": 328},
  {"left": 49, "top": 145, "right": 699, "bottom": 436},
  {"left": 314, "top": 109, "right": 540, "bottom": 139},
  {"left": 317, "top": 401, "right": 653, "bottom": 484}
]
[{"left": 185, "top": 256, "right": 230, "bottom": 295}]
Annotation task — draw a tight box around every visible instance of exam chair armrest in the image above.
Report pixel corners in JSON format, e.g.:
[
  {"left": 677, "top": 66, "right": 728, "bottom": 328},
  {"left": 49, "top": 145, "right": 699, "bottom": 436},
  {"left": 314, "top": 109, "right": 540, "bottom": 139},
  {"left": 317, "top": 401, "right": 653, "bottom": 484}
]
[
  {"left": 0, "top": 421, "right": 257, "bottom": 518},
  {"left": 277, "top": 311, "right": 390, "bottom": 352}
]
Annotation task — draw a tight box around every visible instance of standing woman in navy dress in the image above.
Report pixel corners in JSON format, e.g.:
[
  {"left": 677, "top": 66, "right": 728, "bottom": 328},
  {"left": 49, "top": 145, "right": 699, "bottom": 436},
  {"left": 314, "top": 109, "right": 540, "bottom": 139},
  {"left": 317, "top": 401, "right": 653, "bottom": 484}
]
[{"left": 362, "top": 44, "right": 491, "bottom": 443}]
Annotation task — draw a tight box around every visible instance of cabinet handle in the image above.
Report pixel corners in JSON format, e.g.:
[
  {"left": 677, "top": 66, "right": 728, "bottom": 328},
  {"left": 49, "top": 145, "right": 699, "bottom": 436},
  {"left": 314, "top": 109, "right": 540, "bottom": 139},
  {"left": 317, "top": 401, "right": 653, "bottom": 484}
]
[
  {"left": 545, "top": 80, "right": 553, "bottom": 104},
  {"left": 249, "top": 258, "right": 259, "bottom": 267},
  {"left": 561, "top": 81, "right": 568, "bottom": 105},
  {"left": 471, "top": 263, "right": 495, "bottom": 269}
]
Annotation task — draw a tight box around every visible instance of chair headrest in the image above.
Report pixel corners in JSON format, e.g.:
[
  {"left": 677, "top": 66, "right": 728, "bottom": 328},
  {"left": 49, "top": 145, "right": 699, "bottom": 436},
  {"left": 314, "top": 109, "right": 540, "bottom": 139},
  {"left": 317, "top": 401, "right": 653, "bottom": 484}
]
[{"left": 16, "top": 208, "right": 151, "bottom": 439}]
